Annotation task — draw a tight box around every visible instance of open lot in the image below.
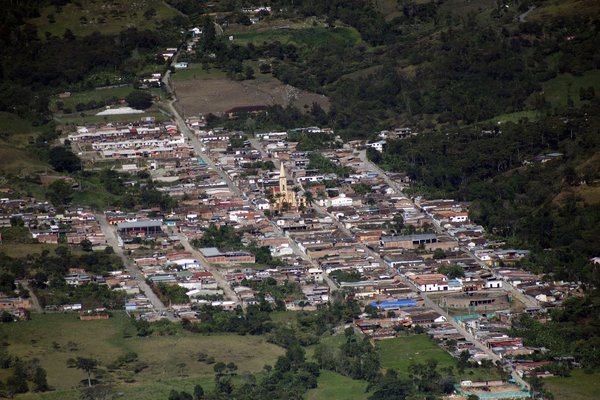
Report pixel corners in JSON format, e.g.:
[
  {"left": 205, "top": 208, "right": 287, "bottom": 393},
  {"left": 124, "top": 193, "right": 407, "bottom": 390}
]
[
  {"left": 173, "top": 78, "right": 330, "bottom": 117},
  {"left": 307, "top": 370, "right": 369, "bottom": 400},
  {"left": 377, "top": 335, "right": 500, "bottom": 381},
  {"left": 1, "top": 313, "right": 283, "bottom": 400}
]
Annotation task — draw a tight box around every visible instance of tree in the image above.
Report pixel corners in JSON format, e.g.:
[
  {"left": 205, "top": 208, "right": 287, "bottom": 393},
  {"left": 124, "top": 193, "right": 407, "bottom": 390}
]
[
  {"left": 33, "top": 366, "right": 49, "bottom": 392},
  {"left": 244, "top": 66, "right": 255, "bottom": 80},
  {"left": 49, "top": 146, "right": 81, "bottom": 172},
  {"left": 432, "top": 248, "right": 446, "bottom": 259},
  {"left": 6, "top": 360, "right": 28, "bottom": 395},
  {"left": 80, "top": 239, "right": 93, "bottom": 252},
  {"left": 193, "top": 384, "right": 204, "bottom": 400},
  {"left": 75, "top": 357, "right": 98, "bottom": 387},
  {"left": 47, "top": 179, "right": 74, "bottom": 206},
  {"left": 125, "top": 90, "right": 153, "bottom": 109}
]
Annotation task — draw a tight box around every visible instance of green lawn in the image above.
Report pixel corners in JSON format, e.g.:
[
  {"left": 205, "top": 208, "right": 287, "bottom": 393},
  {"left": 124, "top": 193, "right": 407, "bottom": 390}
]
[
  {"left": 378, "top": 335, "right": 457, "bottom": 373},
  {"left": 1, "top": 313, "right": 284, "bottom": 400},
  {"left": 377, "top": 335, "right": 500, "bottom": 381},
  {"left": 171, "top": 65, "right": 228, "bottom": 81},
  {"left": 30, "top": 0, "right": 177, "bottom": 39},
  {"left": 232, "top": 26, "right": 362, "bottom": 48},
  {"left": 50, "top": 86, "right": 136, "bottom": 112},
  {"left": 545, "top": 369, "right": 600, "bottom": 400},
  {"left": 306, "top": 370, "right": 369, "bottom": 400}
]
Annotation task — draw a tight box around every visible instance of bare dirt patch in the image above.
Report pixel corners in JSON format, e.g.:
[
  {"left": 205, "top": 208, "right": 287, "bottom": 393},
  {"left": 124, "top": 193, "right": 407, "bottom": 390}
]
[{"left": 173, "top": 78, "right": 330, "bottom": 117}]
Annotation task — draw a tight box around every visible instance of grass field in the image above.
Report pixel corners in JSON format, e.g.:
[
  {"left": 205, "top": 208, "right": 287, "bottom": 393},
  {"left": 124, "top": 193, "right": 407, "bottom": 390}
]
[
  {"left": 1, "top": 313, "right": 284, "bottom": 400},
  {"left": 30, "top": 0, "right": 177, "bottom": 39},
  {"left": 0, "top": 146, "right": 49, "bottom": 174},
  {"left": 545, "top": 369, "right": 600, "bottom": 400},
  {"left": 171, "top": 65, "right": 228, "bottom": 82},
  {"left": 50, "top": 86, "right": 136, "bottom": 112},
  {"left": 377, "top": 335, "right": 500, "bottom": 381},
  {"left": 231, "top": 26, "right": 361, "bottom": 48},
  {"left": 540, "top": 70, "right": 600, "bottom": 107},
  {"left": 306, "top": 370, "right": 369, "bottom": 400},
  {"left": 490, "top": 110, "right": 542, "bottom": 125}
]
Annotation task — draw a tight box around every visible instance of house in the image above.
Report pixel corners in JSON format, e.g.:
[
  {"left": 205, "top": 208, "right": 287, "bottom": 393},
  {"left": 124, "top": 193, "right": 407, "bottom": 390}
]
[
  {"left": 367, "top": 140, "right": 386, "bottom": 152},
  {"left": 199, "top": 247, "right": 255, "bottom": 264},
  {"left": 409, "top": 273, "right": 449, "bottom": 292}
]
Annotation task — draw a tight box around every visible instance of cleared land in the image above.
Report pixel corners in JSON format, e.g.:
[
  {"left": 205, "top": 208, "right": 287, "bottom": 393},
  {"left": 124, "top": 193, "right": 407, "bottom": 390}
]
[
  {"left": 30, "top": 0, "right": 177, "bottom": 38},
  {"left": 540, "top": 70, "right": 600, "bottom": 107},
  {"left": 50, "top": 86, "right": 136, "bottom": 112},
  {"left": 174, "top": 78, "right": 330, "bottom": 116},
  {"left": 545, "top": 369, "right": 600, "bottom": 400},
  {"left": 1, "top": 313, "right": 283, "bottom": 400},
  {"left": 377, "top": 335, "right": 500, "bottom": 381},
  {"left": 307, "top": 370, "right": 369, "bottom": 400}
]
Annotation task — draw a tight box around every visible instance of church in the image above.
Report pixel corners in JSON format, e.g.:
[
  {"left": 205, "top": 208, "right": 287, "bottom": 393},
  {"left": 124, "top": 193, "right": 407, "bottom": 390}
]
[{"left": 273, "top": 163, "right": 306, "bottom": 210}]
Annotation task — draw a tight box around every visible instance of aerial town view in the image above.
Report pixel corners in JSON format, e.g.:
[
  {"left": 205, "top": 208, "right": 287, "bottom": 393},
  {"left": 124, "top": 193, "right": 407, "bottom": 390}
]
[{"left": 0, "top": 1, "right": 598, "bottom": 399}]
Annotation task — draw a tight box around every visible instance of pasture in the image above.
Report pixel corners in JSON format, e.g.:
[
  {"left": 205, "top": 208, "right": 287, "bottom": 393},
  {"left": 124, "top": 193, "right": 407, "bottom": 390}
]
[
  {"left": 30, "top": 0, "right": 177, "bottom": 39},
  {"left": 173, "top": 78, "right": 330, "bottom": 117},
  {"left": 1, "top": 313, "right": 283, "bottom": 400},
  {"left": 377, "top": 335, "right": 500, "bottom": 381},
  {"left": 307, "top": 370, "right": 369, "bottom": 400}
]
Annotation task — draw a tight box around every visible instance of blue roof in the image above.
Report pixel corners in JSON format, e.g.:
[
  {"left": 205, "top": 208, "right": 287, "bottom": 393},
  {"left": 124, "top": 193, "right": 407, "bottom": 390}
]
[{"left": 370, "top": 299, "right": 416, "bottom": 309}]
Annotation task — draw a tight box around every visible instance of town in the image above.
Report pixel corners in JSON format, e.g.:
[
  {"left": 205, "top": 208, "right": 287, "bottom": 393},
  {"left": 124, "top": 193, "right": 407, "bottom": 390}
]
[
  {"left": 1, "top": 1, "right": 598, "bottom": 400},
  {"left": 1, "top": 91, "right": 582, "bottom": 399}
]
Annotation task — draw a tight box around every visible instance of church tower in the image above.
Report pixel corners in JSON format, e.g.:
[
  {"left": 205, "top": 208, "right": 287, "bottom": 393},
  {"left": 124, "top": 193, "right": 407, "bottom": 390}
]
[{"left": 279, "top": 162, "right": 288, "bottom": 194}]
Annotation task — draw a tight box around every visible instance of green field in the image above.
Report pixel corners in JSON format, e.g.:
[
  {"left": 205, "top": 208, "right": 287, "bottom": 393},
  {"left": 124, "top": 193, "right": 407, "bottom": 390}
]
[
  {"left": 171, "top": 65, "right": 228, "bottom": 81},
  {"left": 378, "top": 335, "right": 457, "bottom": 373},
  {"left": 0, "top": 313, "right": 284, "bottom": 400},
  {"left": 545, "top": 369, "right": 600, "bottom": 400},
  {"left": 30, "top": 0, "right": 177, "bottom": 39},
  {"left": 306, "top": 370, "right": 369, "bottom": 400},
  {"left": 231, "top": 26, "right": 362, "bottom": 48},
  {"left": 50, "top": 86, "right": 136, "bottom": 112},
  {"left": 0, "top": 146, "right": 49, "bottom": 174},
  {"left": 377, "top": 335, "right": 500, "bottom": 381},
  {"left": 540, "top": 70, "right": 600, "bottom": 107},
  {"left": 490, "top": 110, "right": 542, "bottom": 125}
]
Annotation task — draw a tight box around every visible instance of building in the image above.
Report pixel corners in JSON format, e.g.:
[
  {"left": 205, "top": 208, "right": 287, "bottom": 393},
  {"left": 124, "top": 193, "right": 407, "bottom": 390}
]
[
  {"left": 273, "top": 163, "right": 306, "bottom": 210},
  {"left": 200, "top": 247, "right": 255, "bottom": 264},
  {"left": 117, "top": 220, "right": 163, "bottom": 235}
]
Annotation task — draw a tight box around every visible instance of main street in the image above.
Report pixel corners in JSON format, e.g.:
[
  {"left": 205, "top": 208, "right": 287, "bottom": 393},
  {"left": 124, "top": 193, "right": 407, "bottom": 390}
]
[
  {"left": 96, "top": 213, "right": 177, "bottom": 320},
  {"left": 177, "top": 234, "right": 241, "bottom": 307},
  {"left": 161, "top": 68, "right": 337, "bottom": 292}
]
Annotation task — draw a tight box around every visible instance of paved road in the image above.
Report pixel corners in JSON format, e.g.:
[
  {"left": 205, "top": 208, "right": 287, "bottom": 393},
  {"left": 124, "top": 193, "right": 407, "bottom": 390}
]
[
  {"left": 96, "top": 214, "right": 175, "bottom": 319},
  {"left": 19, "top": 280, "right": 42, "bottom": 313},
  {"left": 177, "top": 234, "right": 241, "bottom": 307}
]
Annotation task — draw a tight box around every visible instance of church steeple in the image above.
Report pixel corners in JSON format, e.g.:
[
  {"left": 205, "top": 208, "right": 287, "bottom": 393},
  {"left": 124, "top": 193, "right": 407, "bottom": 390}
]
[{"left": 279, "top": 162, "right": 287, "bottom": 193}]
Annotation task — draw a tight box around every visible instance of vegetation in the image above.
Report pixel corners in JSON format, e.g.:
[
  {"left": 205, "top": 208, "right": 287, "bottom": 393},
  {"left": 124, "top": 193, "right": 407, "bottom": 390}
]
[
  {"left": 510, "top": 291, "right": 600, "bottom": 369},
  {"left": 0, "top": 313, "right": 283, "bottom": 399}
]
